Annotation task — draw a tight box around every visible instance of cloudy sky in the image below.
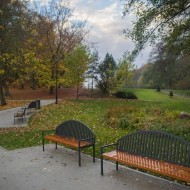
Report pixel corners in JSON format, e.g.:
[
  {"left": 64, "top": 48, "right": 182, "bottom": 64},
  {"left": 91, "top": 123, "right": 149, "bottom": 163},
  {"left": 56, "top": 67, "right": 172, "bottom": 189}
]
[
  {"left": 68, "top": 0, "right": 152, "bottom": 68},
  {"left": 31, "top": 0, "right": 152, "bottom": 68}
]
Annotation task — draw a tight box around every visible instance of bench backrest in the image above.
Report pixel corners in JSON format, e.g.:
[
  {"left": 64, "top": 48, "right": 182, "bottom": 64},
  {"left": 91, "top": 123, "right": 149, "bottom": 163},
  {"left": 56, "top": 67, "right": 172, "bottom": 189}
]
[
  {"left": 56, "top": 120, "right": 95, "bottom": 143},
  {"left": 28, "top": 101, "right": 36, "bottom": 109},
  {"left": 22, "top": 107, "right": 27, "bottom": 115},
  {"left": 117, "top": 130, "right": 190, "bottom": 167}
]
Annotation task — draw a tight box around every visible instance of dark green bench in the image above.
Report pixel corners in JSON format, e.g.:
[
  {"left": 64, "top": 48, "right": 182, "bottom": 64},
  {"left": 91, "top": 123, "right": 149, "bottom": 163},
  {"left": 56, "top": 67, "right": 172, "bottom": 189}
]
[
  {"left": 101, "top": 130, "right": 190, "bottom": 183},
  {"left": 42, "top": 120, "right": 96, "bottom": 166}
]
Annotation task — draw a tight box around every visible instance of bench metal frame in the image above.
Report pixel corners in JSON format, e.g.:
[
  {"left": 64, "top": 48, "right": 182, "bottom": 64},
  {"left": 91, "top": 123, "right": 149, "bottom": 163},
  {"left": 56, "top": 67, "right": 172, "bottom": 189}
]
[{"left": 42, "top": 120, "right": 96, "bottom": 166}]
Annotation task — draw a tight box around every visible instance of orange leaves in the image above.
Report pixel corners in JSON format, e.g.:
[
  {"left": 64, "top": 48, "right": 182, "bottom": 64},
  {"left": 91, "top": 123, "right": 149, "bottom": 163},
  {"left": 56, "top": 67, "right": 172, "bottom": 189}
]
[{"left": 0, "top": 100, "right": 29, "bottom": 111}]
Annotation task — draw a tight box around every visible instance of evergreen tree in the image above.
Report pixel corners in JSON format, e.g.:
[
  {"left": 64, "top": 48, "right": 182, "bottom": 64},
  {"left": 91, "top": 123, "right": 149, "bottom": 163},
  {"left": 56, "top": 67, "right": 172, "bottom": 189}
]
[{"left": 96, "top": 53, "right": 117, "bottom": 94}]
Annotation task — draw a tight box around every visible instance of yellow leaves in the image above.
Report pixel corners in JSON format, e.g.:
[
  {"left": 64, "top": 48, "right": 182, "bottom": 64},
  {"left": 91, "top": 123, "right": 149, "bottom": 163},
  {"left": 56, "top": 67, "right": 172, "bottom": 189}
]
[
  {"left": 38, "top": 42, "right": 43, "bottom": 47},
  {"left": 0, "top": 25, "right": 4, "bottom": 30},
  {"left": 0, "top": 69, "right": 4, "bottom": 75}
]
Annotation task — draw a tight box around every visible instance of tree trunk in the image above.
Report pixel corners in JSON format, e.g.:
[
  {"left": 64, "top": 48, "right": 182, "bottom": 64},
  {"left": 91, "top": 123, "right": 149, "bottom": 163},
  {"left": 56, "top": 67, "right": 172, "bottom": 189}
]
[
  {"left": 4, "top": 85, "right": 12, "bottom": 98},
  {"left": 30, "top": 73, "right": 36, "bottom": 89},
  {"left": 49, "top": 86, "right": 54, "bottom": 94},
  {"left": 91, "top": 77, "right": 93, "bottom": 98},
  {"left": 76, "top": 84, "right": 79, "bottom": 100},
  {"left": 0, "top": 85, "right": 6, "bottom": 105}
]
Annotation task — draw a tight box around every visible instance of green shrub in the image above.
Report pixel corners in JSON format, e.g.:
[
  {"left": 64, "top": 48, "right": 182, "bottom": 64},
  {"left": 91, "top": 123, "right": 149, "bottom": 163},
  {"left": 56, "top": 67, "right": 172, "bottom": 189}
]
[
  {"left": 126, "top": 92, "right": 138, "bottom": 99},
  {"left": 113, "top": 91, "right": 138, "bottom": 99},
  {"left": 119, "top": 118, "right": 130, "bottom": 129},
  {"left": 169, "top": 90, "right": 173, "bottom": 96},
  {"left": 156, "top": 86, "right": 160, "bottom": 92},
  {"left": 112, "top": 91, "right": 127, "bottom": 99}
]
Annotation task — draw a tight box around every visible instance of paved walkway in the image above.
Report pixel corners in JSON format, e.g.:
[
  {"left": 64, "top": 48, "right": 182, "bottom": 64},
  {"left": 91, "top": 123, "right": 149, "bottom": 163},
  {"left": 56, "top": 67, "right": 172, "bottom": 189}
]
[
  {"left": 0, "top": 100, "right": 54, "bottom": 128},
  {"left": 0, "top": 145, "right": 188, "bottom": 190}
]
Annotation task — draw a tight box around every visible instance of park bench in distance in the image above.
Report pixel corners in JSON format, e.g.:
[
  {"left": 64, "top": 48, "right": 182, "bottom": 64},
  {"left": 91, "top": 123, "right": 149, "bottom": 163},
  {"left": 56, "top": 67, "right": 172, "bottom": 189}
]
[
  {"left": 101, "top": 130, "right": 190, "bottom": 184},
  {"left": 14, "top": 107, "right": 27, "bottom": 124},
  {"left": 42, "top": 120, "right": 96, "bottom": 166},
  {"left": 24, "top": 100, "right": 41, "bottom": 113}
]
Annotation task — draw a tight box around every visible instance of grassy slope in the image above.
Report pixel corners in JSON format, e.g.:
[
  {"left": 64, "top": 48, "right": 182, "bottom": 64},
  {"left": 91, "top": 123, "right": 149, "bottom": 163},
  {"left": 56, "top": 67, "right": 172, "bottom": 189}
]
[{"left": 128, "top": 88, "right": 190, "bottom": 112}]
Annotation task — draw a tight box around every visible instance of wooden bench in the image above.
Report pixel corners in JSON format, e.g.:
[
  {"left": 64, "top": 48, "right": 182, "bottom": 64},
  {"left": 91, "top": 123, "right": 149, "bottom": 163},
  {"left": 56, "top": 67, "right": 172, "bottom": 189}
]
[
  {"left": 14, "top": 107, "right": 27, "bottom": 124},
  {"left": 42, "top": 120, "right": 96, "bottom": 166},
  {"left": 101, "top": 130, "right": 190, "bottom": 183}
]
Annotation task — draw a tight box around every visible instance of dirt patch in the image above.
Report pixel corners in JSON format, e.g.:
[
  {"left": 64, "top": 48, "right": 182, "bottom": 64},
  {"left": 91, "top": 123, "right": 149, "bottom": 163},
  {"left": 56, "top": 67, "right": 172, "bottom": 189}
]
[
  {"left": 6, "top": 87, "right": 78, "bottom": 100},
  {"left": 0, "top": 87, "right": 107, "bottom": 110},
  {"left": 6, "top": 87, "right": 106, "bottom": 100}
]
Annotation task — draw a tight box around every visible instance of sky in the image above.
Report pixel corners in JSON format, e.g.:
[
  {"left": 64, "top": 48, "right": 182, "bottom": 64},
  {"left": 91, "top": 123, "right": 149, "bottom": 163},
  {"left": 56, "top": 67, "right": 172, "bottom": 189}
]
[
  {"left": 67, "top": 0, "right": 152, "bottom": 68},
  {"left": 30, "top": 0, "right": 152, "bottom": 68}
]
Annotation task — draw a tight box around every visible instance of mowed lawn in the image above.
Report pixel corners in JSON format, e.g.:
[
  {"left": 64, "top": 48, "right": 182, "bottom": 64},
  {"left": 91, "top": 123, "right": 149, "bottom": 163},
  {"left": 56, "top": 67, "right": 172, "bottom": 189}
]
[
  {"left": 0, "top": 88, "right": 190, "bottom": 156},
  {"left": 128, "top": 88, "right": 190, "bottom": 102}
]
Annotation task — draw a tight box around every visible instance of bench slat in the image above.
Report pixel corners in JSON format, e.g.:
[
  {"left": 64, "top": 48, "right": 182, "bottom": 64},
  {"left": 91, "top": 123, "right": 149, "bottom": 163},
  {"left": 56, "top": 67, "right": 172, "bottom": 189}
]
[
  {"left": 44, "top": 135, "right": 90, "bottom": 148},
  {"left": 103, "top": 150, "right": 190, "bottom": 183}
]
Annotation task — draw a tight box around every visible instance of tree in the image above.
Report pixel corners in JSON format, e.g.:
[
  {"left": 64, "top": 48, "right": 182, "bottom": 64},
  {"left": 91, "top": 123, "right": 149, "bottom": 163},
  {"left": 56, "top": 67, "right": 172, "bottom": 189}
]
[
  {"left": 33, "top": 0, "right": 88, "bottom": 103},
  {"left": 64, "top": 45, "right": 90, "bottom": 99},
  {"left": 96, "top": 53, "right": 117, "bottom": 94},
  {"left": 142, "top": 41, "right": 189, "bottom": 89},
  {"left": 86, "top": 51, "right": 100, "bottom": 97},
  {"left": 123, "top": 0, "right": 190, "bottom": 59},
  {"left": 0, "top": 0, "right": 32, "bottom": 105},
  {"left": 114, "top": 53, "right": 135, "bottom": 91}
]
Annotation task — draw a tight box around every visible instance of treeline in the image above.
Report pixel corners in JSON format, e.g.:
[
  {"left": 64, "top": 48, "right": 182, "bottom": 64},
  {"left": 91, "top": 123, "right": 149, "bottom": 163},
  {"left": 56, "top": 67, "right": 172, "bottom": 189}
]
[
  {"left": 122, "top": 0, "right": 190, "bottom": 90},
  {"left": 133, "top": 41, "right": 190, "bottom": 90}
]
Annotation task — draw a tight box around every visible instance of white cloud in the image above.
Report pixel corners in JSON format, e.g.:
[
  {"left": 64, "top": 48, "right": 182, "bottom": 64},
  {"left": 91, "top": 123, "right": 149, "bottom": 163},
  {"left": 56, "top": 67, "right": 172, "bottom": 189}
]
[{"left": 28, "top": 0, "right": 151, "bottom": 68}]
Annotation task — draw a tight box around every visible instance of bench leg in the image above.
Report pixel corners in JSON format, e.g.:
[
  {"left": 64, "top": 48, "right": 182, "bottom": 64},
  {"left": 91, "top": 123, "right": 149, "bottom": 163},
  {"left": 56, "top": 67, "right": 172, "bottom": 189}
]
[
  {"left": 55, "top": 142, "right": 57, "bottom": 149},
  {"left": 42, "top": 137, "right": 45, "bottom": 151},
  {"left": 78, "top": 147, "right": 81, "bottom": 166},
  {"left": 100, "top": 147, "right": 104, "bottom": 175},
  {"left": 93, "top": 144, "right": 95, "bottom": 162},
  {"left": 101, "top": 155, "right": 104, "bottom": 175},
  {"left": 116, "top": 161, "right": 118, "bottom": 171}
]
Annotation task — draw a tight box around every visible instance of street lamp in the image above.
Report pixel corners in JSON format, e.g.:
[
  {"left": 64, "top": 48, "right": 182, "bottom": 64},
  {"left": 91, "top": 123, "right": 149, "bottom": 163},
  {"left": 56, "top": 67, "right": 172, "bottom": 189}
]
[
  {"left": 54, "top": 57, "right": 58, "bottom": 104},
  {"left": 54, "top": 54, "right": 64, "bottom": 104},
  {"left": 55, "top": 62, "right": 58, "bottom": 104}
]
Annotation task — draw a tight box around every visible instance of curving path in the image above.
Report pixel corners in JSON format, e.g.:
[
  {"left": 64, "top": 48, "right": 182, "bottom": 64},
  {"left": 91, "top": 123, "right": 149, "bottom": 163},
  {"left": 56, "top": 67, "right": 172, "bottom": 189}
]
[{"left": 0, "top": 100, "right": 54, "bottom": 128}]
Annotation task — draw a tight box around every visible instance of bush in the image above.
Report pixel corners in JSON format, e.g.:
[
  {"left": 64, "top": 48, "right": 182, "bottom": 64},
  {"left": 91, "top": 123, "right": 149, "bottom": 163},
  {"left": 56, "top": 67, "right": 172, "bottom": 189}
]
[
  {"left": 113, "top": 91, "right": 138, "bottom": 99},
  {"left": 169, "top": 90, "right": 173, "bottom": 97},
  {"left": 119, "top": 118, "right": 131, "bottom": 129},
  {"left": 156, "top": 86, "right": 160, "bottom": 92},
  {"left": 126, "top": 92, "right": 138, "bottom": 99},
  {"left": 112, "top": 91, "right": 127, "bottom": 99}
]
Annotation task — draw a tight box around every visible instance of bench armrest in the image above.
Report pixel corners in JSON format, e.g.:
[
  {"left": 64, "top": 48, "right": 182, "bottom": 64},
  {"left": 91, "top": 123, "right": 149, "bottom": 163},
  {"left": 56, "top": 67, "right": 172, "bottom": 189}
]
[
  {"left": 42, "top": 130, "right": 56, "bottom": 137},
  {"left": 79, "top": 137, "right": 95, "bottom": 142},
  {"left": 100, "top": 143, "right": 117, "bottom": 155},
  {"left": 14, "top": 111, "right": 24, "bottom": 116}
]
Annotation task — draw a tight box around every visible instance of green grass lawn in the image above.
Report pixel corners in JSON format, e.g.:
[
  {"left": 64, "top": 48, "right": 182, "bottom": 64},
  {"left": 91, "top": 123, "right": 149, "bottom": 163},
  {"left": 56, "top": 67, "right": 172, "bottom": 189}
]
[
  {"left": 128, "top": 88, "right": 190, "bottom": 102},
  {"left": 173, "top": 89, "right": 190, "bottom": 97},
  {"left": 0, "top": 88, "right": 190, "bottom": 156}
]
